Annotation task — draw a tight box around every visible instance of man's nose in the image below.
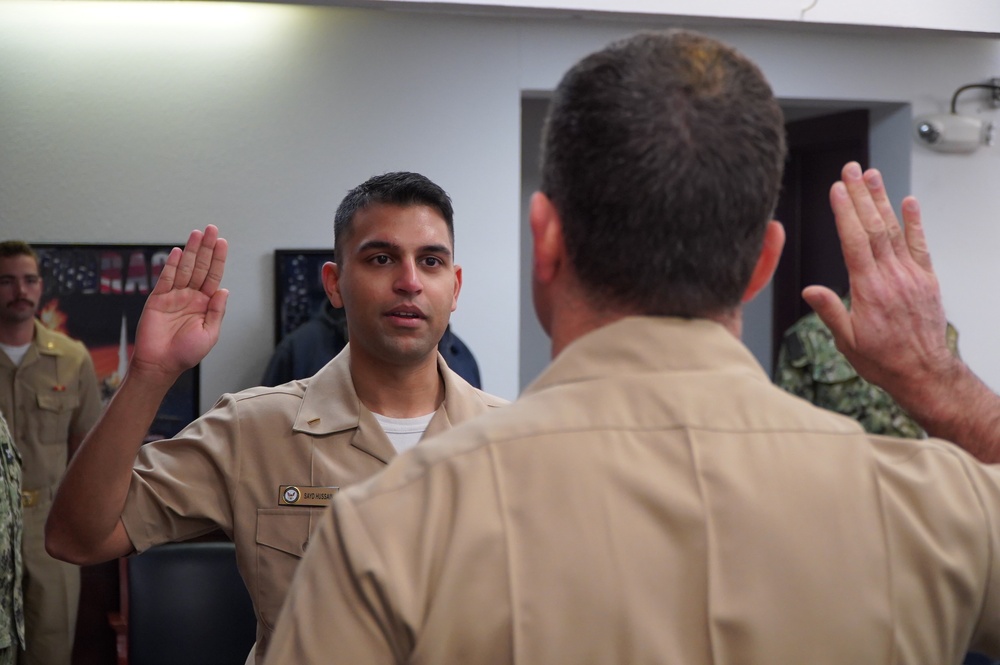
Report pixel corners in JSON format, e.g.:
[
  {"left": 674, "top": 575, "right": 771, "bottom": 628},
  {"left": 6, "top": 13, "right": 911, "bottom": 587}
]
[{"left": 394, "top": 260, "right": 423, "bottom": 294}]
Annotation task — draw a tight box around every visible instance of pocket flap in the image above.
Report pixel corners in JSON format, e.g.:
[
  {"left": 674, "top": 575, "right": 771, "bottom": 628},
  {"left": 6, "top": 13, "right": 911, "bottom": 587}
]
[
  {"left": 36, "top": 392, "right": 75, "bottom": 412},
  {"left": 255, "top": 509, "right": 311, "bottom": 557}
]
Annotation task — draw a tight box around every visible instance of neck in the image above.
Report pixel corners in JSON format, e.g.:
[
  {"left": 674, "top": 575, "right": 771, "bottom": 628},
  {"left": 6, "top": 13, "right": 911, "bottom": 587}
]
[
  {"left": 545, "top": 281, "right": 635, "bottom": 358},
  {"left": 547, "top": 295, "right": 744, "bottom": 359},
  {"left": 349, "top": 351, "right": 444, "bottom": 418},
  {"left": 710, "top": 306, "right": 743, "bottom": 339},
  {"left": 0, "top": 318, "right": 35, "bottom": 346}
]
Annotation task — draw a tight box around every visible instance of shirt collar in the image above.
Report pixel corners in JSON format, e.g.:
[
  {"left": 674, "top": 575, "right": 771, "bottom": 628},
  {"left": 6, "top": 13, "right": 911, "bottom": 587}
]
[{"left": 522, "top": 316, "right": 769, "bottom": 398}]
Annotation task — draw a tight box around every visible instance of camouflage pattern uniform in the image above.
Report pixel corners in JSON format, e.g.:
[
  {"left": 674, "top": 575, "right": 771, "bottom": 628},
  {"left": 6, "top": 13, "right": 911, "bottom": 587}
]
[
  {"left": 0, "top": 415, "right": 23, "bottom": 665},
  {"left": 775, "top": 301, "right": 960, "bottom": 439}
]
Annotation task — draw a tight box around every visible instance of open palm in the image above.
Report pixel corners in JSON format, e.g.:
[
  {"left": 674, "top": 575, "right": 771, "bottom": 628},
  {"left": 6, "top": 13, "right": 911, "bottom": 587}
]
[{"left": 131, "top": 226, "right": 229, "bottom": 380}]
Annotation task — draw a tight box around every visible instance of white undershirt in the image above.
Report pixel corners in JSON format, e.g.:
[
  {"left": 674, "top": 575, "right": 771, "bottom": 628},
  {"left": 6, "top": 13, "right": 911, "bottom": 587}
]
[
  {"left": 0, "top": 342, "right": 31, "bottom": 366},
  {"left": 373, "top": 412, "right": 435, "bottom": 454}
]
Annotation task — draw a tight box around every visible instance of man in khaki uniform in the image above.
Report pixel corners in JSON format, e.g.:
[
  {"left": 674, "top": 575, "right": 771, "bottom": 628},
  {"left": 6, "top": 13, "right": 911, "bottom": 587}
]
[
  {"left": 265, "top": 31, "right": 1000, "bottom": 665},
  {"left": 44, "top": 173, "right": 505, "bottom": 662},
  {"left": 0, "top": 241, "right": 101, "bottom": 665}
]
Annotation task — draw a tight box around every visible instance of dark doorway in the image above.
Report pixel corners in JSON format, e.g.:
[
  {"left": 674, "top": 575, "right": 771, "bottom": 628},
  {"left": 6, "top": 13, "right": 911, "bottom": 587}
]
[{"left": 771, "top": 109, "right": 870, "bottom": 369}]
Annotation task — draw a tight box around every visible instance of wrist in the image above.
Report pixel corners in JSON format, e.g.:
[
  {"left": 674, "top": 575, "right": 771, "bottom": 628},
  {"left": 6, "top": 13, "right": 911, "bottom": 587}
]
[{"left": 901, "top": 359, "right": 1000, "bottom": 461}]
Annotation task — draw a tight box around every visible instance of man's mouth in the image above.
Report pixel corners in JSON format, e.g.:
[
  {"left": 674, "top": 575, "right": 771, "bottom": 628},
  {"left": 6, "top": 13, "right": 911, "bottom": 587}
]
[
  {"left": 385, "top": 306, "right": 426, "bottom": 325},
  {"left": 386, "top": 305, "right": 425, "bottom": 319}
]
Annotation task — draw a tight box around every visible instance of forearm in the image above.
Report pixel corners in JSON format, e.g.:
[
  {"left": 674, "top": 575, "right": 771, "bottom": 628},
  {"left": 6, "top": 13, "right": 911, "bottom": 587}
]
[
  {"left": 46, "top": 367, "right": 175, "bottom": 564},
  {"left": 883, "top": 358, "right": 1000, "bottom": 463}
]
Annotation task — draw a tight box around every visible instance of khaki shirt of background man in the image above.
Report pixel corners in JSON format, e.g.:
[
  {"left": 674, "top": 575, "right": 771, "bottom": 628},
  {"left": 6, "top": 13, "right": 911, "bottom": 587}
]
[{"left": 0, "top": 241, "right": 101, "bottom": 665}]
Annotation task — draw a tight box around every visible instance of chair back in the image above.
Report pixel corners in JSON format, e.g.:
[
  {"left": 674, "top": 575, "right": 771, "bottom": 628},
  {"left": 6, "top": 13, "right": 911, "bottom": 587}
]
[{"left": 122, "top": 541, "right": 256, "bottom": 665}]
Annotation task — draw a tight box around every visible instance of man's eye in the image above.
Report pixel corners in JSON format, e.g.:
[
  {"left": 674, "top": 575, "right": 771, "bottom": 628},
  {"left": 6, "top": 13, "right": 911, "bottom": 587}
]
[
  {"left": 423, "top": 257, "right": 441, "bottom": 268},
  {"left": 372, "top": 255, "right": 391, "bottom": 265}
]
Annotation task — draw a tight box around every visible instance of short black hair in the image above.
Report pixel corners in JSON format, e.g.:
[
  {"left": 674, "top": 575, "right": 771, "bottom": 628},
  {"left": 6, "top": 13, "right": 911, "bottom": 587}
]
[
  {"left": 333, "top": 172, "right": 454, "bottom": 263},
  {"left": 540, "top": 30, "right": 787, "bottom": 318}
]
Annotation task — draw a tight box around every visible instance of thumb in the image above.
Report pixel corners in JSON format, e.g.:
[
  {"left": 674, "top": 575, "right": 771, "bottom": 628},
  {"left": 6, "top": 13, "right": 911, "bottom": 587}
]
[
  {"left": 204, "top": 288, "right": 229, "bottom": 334},
  {"left": 802, "top": 285, "right": 855, "bottom": 351}
]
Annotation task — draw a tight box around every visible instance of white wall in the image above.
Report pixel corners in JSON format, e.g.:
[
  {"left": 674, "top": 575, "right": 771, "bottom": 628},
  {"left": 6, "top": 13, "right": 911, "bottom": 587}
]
[
  {"left": 2, "top": 2, "right": 1000, "bottom": 409},
  {"left": 361, "top": 0, "right": 1000, "bottom": 35}
]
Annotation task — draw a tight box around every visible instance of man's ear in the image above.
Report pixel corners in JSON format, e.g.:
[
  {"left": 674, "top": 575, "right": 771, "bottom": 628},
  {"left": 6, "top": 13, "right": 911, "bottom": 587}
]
[
  {"left": 451, "top": 265, "right": 463, "bottom": 313},
  {"left": 741, "top": 221, "right": 785, "bottom": 303},
  {"left": 322, "top": 261, "right": 344, "bottom": 308},
  {"left": 529, "top": 192, "right": 564, "bottom": 286}
]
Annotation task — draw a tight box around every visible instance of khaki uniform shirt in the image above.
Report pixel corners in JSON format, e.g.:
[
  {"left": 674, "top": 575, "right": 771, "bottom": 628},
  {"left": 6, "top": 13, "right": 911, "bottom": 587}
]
[
  {"left": 266, "top": 317, "right": 1000, "bottom": 665},
  {"left": 0, "top": 320, "right": 102, "bottom": 493},
  {"left": 0, "top": 415, "right": 23, "bottom": 654},
  {"left": 120, "top": 346, "right": 506, "bottom": 659}
]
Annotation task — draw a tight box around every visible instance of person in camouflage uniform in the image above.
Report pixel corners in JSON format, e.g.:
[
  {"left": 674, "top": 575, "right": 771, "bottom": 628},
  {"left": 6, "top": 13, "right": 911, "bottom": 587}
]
[
  {"left": 0, "top": 414, "right": 23, "bottom": 665},
  {"left": 775, "top": 298, "right": 960, "bottom": 438}
]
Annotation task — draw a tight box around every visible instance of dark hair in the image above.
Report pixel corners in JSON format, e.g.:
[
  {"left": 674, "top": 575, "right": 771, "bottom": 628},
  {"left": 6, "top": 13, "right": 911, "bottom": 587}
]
[
  {"left": 333, "top": 172, "right": 455, "bottom": 263},
  {"left": 540, "top": 30, "right": 787, "bottom": 318},
  {"left": 0, "top": 241, "right": 38, "bottom": 264}
]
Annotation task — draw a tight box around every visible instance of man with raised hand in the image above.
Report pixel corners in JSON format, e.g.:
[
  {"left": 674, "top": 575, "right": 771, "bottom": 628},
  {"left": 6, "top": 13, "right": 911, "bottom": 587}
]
[
  {"left": 45, "top": 172, "right": 505, "bottom": 663},
  {"left": 266, "top": 31, "right": 1000, "bottom": 665}
]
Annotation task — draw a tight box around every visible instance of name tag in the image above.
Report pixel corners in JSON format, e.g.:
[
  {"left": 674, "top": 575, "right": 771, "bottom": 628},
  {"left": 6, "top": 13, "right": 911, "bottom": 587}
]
[{"left": 278, "top": 485, "right": 340, "bottom": 507}]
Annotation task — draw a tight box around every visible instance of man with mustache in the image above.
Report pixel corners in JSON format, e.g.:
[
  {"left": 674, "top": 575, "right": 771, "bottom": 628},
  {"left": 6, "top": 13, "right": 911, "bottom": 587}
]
[
  {"left": 0, "top": 241, "right": 101, "bottom": 665},
  {"left": 44, "top": 172, "right": 506, "bottom": 663}
]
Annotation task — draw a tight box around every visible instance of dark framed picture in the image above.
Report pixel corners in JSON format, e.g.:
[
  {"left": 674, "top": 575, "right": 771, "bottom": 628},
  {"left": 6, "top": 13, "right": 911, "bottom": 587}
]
[
  {"left": 273, "top": 249, "right": 333, "bottom": 344},
  {"left": 33, "top": 243, "right": 199, "bottom": 440}
]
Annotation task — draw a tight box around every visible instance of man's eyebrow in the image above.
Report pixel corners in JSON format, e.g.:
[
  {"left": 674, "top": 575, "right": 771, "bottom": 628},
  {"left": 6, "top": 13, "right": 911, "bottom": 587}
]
[
  {"left": 356, "top": 239, "right": 397, "bottom": 254},
  {"left": 420, "top": 244, "right": 453, "bottom": 258}
]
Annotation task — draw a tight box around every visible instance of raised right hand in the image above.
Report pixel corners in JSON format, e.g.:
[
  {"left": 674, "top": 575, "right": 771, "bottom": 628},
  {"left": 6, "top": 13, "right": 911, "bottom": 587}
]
[{"left": 130, "top": 225, "right": 229, "bottom": 382}]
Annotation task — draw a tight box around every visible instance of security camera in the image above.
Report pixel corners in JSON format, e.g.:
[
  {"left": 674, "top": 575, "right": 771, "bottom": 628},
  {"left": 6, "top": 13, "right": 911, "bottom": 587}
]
[{"left": 914, "top": 113, "right": 989, "bottom": 153}]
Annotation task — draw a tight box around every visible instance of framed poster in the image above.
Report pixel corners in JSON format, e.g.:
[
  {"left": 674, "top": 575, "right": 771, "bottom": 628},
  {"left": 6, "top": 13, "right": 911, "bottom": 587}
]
[
  {"left": 33, "top": 244, "right": 199, "bottom": 441},
  {"left": 273, "top": 249, "right": 333, "bottom": 344}
]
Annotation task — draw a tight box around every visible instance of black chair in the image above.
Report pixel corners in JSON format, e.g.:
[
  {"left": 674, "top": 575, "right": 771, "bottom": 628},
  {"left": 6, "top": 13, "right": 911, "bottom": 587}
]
[{"left": 109, "top": 541, "right": 256, "bottom": 665}]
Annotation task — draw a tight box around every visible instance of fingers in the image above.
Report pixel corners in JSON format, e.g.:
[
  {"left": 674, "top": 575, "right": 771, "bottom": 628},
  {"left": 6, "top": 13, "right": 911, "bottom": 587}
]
[
  {"left": 190, "top": 225, "right": 224, "bottom": 294},
  {"left": 200, "top": 236, "right": 228, "bottom": 295},
  {"left": 802, "top": 285, "right": 855, "bottom": 352},
  {"left": 151, "top": 247, "right": 184, "bottom": 296},
  {"left": 829, "top": 175, "right": 875, "bottom": 278},
  {"left": 861, "top": 169, "right": 908, "bottom": 257},
  {"left": 830, "top": 163, "right": 928, "bottom": 284},
  {"left": 172, "top": 228, "right": 205, "bottom": 290},
  {"left": 900, "top": 196, "right": 934, "bottom": 273},
  {"left": 155, "top": 226, "right": 226, "bottom": 294},
  {"left": 176, "top": 226, "right": 222, "bottom": 292},
  {"left": 839, "top": 163, "right": 897, "bottom": 261}
]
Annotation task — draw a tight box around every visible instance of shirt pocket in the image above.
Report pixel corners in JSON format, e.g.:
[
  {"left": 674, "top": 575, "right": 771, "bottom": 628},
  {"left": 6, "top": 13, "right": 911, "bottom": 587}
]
[
  {"left": 255, "top": 507, "right": 321, "bottom": 630},
  {"left": 35, "top": 392, "right": 79, "bottom": 444}
]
